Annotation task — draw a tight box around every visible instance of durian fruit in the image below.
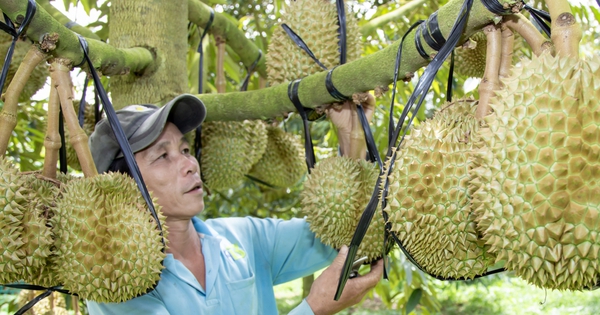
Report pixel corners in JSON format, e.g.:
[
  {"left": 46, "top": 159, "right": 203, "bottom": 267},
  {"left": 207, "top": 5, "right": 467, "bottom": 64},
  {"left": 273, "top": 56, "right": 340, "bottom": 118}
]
[
  {"left": 455, "top": 31, "right": 523, "bottom": 78},
  {"left": 52, "top": 172, "right": 166, "bottom": 303},
  {"left": 266, "top": 0, "right": 362, "bottom": 86},
  {"left": 0, "top": 32, "right": 49, "bottom": 101},
  {"left": 201, "top": 120, "right": 267, "bottom": 190},
  {"left": 470, "top": 52, "right": 600, "bottom": 290},
  {"left": 66, "top": 101, "right": 102, "bottom": 171},
  {"left": 302, "top": 156, "right": 384, "bottom": 262},
  {"left": 382, "top": 99, "right": 493, "bottom": 279},
  {"left": 17, "top": 290, "right": 69, "bottom": 315},
  {"left": 248, "top": 126, "right": 306, "bottom": 188},
  {"left": 0, "top": 157, "right": 27, "bottom": 284},
  {"left": 15, "top": 173, "right": 56, "bottom": 287}
]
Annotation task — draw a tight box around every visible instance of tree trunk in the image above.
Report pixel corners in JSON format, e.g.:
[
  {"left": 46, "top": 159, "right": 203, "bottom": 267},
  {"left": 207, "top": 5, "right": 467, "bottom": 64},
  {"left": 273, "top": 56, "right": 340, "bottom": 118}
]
[{"left": 109, "top": 0, "right": 189, "bottom": 107}]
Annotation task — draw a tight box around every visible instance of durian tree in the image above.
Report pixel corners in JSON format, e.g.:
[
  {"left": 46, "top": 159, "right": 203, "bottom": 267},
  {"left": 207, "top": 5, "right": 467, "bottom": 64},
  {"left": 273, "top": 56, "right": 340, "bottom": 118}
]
[{"left": 1, "top": 0, "right": 600, "bottom": 312}]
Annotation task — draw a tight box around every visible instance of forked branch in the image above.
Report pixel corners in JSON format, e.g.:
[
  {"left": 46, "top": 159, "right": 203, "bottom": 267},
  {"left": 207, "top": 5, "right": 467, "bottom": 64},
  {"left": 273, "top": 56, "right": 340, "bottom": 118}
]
[{"left": 476, "top": 24, "right": 502, "bottom": 120}]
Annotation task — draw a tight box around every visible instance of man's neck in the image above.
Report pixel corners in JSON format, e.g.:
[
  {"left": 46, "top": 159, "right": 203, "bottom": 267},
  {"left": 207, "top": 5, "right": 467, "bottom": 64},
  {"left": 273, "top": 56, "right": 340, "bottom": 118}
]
[{"left": 165, "top": 218, "right": 202, "bottom": 260}]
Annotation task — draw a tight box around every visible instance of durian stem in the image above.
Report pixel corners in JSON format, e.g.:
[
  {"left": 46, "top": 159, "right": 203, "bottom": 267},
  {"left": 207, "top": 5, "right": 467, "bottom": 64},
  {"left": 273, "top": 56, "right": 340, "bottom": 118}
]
[
  {"left": 72, "top": 295, "right": 80, "bottom": 315},
  {"left": 504, "top": 13, "right": 553, "bottom": 57},
  {"left": 216, "top": 36, "right": 226, "bottom": 94},
  {"left": 0, "top": 45, "right": 47, "bottom": 157},
  {"left": 50, "top": 60, "right": 98, "bottom": 178},
  {"left": 49, "top": 292, "right": 54, "bottom": 310},
  {"left": 498, "top": 23, "right": 515, "bottom": 81},
  {"left": 259, "top": 76, "right": 266, "bottom": 89},
  {"left": 476, "top": 24, "right": 502, "bottom": 120},
  {"left": 42, "top": 80, "right": 61, "bottom": 179},
  {"left": 546, "top": 0, "right": 582, "bottom": 58}
]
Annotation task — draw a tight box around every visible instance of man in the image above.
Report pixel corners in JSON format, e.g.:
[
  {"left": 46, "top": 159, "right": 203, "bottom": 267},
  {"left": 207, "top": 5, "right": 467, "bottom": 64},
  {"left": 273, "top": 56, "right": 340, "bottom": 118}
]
[{"left": 86, "top": 94, "right": 382, "bottom": 314}]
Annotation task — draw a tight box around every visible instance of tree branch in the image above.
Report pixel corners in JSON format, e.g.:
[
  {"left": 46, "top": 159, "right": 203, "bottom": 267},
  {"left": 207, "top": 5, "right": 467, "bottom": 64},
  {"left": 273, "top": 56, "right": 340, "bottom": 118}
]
[
  {"left": 360, "top": 0, "right": 428, "bottom": 36},
  {"left": 36, "top": 0, "right": 101, "bottom": 40},
  {"left": 188, "top": 0, "right": 266, "bottom": 77},
  {"left": 198, "top": 0, "right": 509, "bottom": 121},
  {"left": 0, "top": 0, "right": 154, "bottom": 75}
]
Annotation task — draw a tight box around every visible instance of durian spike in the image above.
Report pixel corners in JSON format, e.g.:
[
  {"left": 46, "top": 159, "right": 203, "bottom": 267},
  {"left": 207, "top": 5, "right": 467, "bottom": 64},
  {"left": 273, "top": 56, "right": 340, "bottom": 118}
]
[
  {"left": 504, "top": 13, "right": 553, "bottom": 57},
  {"left": 498, "top": 23, "right": 515, "bottom": 81},
  {"left": 49, "top": 60, "right": 98, "bottom": 177},
  {"left": 545, "top": 0, "right": 582, "bottom": 58},
  {"left": 216, "top": 36, "right": 226, "bottom": 93},
  {"left": 42, "top": 75, "right": 62, "bottom": 179},
  {"left": 0, "top": 45, "right": 47, "bottom": 157},
  {"left": 476, "top": 24, "right": 502, "bottom": 120}
]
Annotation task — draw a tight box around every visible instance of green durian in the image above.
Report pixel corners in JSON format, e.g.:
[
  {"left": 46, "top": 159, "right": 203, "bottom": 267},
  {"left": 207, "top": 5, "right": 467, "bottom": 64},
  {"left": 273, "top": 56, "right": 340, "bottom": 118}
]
[
  {"left": 53, "top": 173, "right": 166, "bottom": 303},
  {"left": 248, "top": 126, "right": 306, "bottom": 189},
  {"left": 201, "top": 120, "right": 267, "bottom": 190},
  {"left": 266, "top": 0, "right": 362, "bottom": 86},
  {"left": 470, "top": 52, "right": 600, "bottom": 290},
  {"left": 382, "top": 99, "right": 492, "bottom": 279},
  {"left": 455, "top": 31, "right": 524, "bottom": 78}
]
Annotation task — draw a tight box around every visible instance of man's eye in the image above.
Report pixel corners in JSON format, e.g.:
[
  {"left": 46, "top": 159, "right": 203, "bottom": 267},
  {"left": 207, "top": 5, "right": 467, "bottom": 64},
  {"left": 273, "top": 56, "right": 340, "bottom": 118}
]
[
  {"left": 182, "top": 148, "right": 190, "bottom": 154},
  {"left": 157, "top": 153, "right": 167, "bottom": 160}
]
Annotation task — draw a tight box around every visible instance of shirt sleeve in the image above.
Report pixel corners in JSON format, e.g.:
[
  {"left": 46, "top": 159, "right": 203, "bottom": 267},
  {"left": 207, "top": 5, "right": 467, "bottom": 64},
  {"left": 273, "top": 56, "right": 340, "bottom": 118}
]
[
  {"left": 255, "top": 217, "right": 337, "bottom": 285},
  {"left": 287, "top": 299, "right": 315, "bottom": 315},
  {"left": 86, "top": 293, "right": 170, "bottom": 315}
]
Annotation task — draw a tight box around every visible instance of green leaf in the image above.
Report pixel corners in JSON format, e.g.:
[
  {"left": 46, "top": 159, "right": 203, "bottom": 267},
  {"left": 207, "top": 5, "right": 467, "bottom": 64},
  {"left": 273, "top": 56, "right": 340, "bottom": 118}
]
[{"left": 405, "top": 288, "right": 423, "bottom": 314}]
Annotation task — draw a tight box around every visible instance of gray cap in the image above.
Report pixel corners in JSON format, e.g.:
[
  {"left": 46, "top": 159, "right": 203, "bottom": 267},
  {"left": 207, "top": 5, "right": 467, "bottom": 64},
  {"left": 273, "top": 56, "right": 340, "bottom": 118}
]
[{"left": 89, "top": 94, "right": 206, "bottom": 173}]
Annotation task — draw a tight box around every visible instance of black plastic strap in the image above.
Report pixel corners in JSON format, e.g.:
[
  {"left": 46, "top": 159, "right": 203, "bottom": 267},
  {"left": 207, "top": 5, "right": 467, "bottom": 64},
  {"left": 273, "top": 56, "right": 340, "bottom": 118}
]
[
  {"left": 335, "top": 0, "right": 347, "bottom": 64},
  {"left": 287, "top": 79, "right": 316, "bottom": 171},
  {"left": 240, "top": 50, "right": 262, "bottom": 92},
  {"left": 78, "top": 75, "right": 89, "bottom": 127},
  {"left": 356, "top": 104, "right": 381, "bottom": 170},
  {"left": 325, "top": 66, "right": 349, "bottom": 101},
  {"left": 336, "top": 0, "right": 479, "bottom": 299},
  {"left": 388, "top": 21, "right": 423, "bottom": 148},
  {"left": 197, "top": 8, "right": 214, "bottom": 94},
  {"left": 423, "top": 12, "right": 446, "bottom": 51},
  {"left": 14, "top": 288, "right": 61, "bottom": 315},
  {"left": 0, "top": 0, "right": 36, "bottom": 92},
  {"left": 447, "top": 50, "right": 455, "bottom": 102},
  {"left": 59, "top": 107, "right": 68, "bottom": 174},
  {"left": 414, "top": 24, "right": 430, "bottom": 60},
  {"left": 524, "top": 4, "right": 551, "bottom": 37},
  {"left": 281, "top": 24, "right": 328, "bottom": 70},
  {"left": 2, "top": 284, "right": 71, "bottom": 294},
  {"left": 77, "top": 36, "right": 165, "bottom": 252},
  {"left": 480, "top": 0, "right": 513, "bottom": 15}
]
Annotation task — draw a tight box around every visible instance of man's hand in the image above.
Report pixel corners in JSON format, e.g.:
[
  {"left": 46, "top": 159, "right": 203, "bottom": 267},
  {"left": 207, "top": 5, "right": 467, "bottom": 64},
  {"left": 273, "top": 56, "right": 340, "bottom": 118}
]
[
  {"left": 305, "top": 245, "right": 383, "bottom": 315},
  {"left": 326, "top": 93, "right": 375, "bottom": 160}
]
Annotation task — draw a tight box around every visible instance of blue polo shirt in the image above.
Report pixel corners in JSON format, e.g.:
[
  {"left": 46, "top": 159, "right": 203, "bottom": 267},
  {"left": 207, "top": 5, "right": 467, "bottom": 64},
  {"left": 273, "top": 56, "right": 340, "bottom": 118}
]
[{"left": 87, "top": 216, "right": 337, "bottom": 314}]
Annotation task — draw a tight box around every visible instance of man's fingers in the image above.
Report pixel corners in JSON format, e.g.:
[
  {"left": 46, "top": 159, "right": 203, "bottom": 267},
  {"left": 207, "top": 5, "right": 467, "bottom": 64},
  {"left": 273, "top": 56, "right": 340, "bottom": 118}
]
[
  {"left": 350, "top": 259, "right": 383, "bottom": 289},
  {"left": 331, "top": 245, "right": 349, "bottom": 268}
]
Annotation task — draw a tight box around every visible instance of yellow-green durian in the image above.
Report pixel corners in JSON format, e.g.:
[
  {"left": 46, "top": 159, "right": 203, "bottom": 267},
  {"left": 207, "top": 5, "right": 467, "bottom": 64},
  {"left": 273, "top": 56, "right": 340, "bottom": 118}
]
[
  {"left": 52, "top": 173, "right": 166, "bottom": 302},
  {"left": 0, "top": 32, "right": 49, "bottom": 101},
  {"left": 201, "top": 120, "right": 267, "bottom": 190},
  {"left": 455, "top": 31, "right": 523, "bottom": 78},
  {"left": 302, "top": 156, "right": 384, "bottom": 262},
  {"left": 267, "top": 0, "right": 362, "bottom": 85},
  {"left": 382, "top": 99, "right": 492, "bottom": 279},
  {"left": 470, "top": 52, "right": 600, "bottom": 290},
  {"left": 16, "top": 174, "right": 56, "bottom": 286},
  {"left": 248, "top": 126, "right": 306, "bottom": 188},
  {"left": 0, "top": 157, "right": 27, "bottom": 284}
]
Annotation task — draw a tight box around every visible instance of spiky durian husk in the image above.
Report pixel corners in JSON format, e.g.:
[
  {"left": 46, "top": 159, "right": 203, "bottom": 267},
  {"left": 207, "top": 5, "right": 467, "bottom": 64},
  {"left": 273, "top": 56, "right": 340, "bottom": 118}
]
[
  {"left": 266, "top": 0, "right": 362, "bottom": 85},
  {"left": 53, "top": 173, "right": 166, "bottom": 302},
  {"left": 16, "top": 174, "right": 56, "bottom": 285},
  {"left": 17, "top": 290, "right": 67, "bottom": 315},
  {"left": 0, "top": 32, "right": 49, "bottom": 101},
  {"left": 382, "top": 100, "right": 492, "bottom": 279},
  {"left": 470, "top": 53, "right": 600, "bottom": 290},
  {"left": 248, "top": 126, "right": 306, "bottom": 188},
  {"left": 455, "top": 31, "right": 524, "bottom": 78},
  {"left": 201, "top": 120, "right": 267, "bottom": 190},
  {"left": 0, "top": 157, "right": 27, "bottom": 284},
  {"left": 66, "top": 101, "right": 102, "bottom": 171},
  {"left": 302, "top": 157, "right": 384, "bottom": 262}
]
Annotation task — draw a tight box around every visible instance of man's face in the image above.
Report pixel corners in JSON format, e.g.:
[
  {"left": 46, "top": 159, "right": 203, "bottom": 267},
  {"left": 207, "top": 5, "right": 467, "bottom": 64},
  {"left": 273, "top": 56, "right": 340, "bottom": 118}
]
[{"left": 134, "top": 122, "right": 204, "bottom": 220}]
